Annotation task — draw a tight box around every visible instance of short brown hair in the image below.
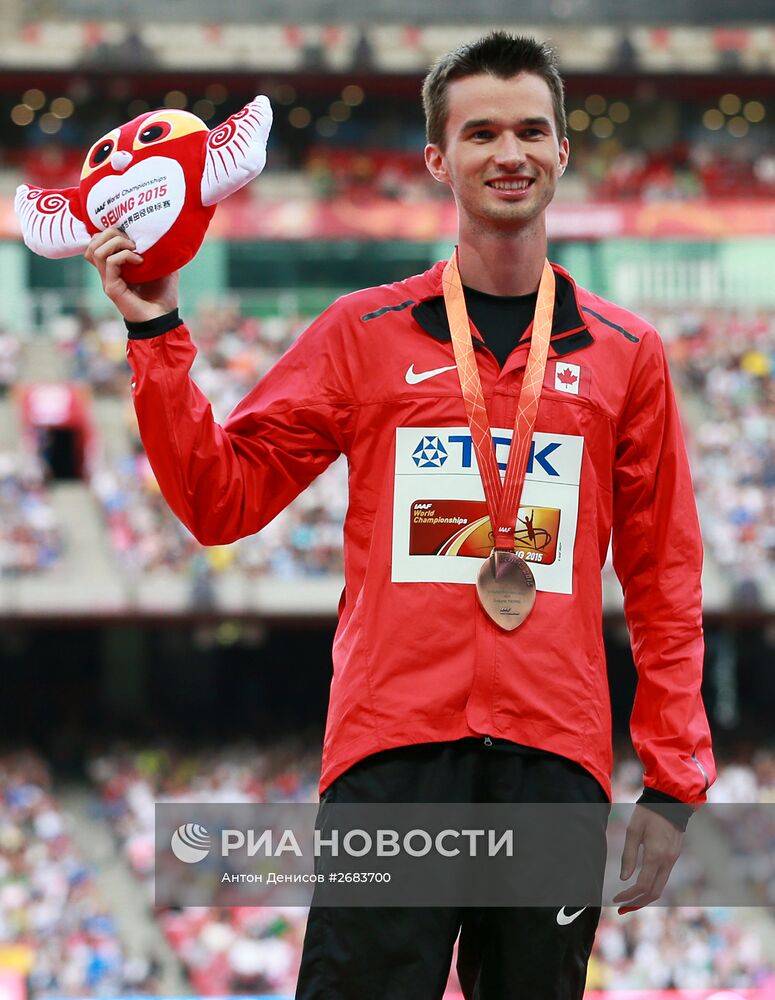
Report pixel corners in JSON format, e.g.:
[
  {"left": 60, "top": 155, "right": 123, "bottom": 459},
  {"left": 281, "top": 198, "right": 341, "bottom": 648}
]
[{"left": 422, "top": 31, "right": 567, "bottom": 149}]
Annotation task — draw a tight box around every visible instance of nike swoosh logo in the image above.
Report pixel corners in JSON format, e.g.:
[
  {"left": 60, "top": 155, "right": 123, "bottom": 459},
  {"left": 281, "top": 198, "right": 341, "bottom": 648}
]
[
  {"left": 556, "top": 906, "right": 587, "bottom": 926},
  {"left": 405, "top": 363, "right": 457, "bottom": 385}
]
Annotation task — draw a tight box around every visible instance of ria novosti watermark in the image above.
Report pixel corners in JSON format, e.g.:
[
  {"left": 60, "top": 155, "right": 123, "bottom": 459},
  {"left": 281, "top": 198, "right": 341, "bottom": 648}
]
[
  {"left": 171, "top": 820, "right": 527, "bottom": 864},
  {"left": 155, "top": 802, "right": 772, "bottom": 908}
]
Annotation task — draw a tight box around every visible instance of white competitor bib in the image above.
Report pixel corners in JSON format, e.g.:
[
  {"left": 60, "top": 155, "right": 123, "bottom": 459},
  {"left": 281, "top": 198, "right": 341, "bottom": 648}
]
[{"left": 391, "top": 427, "right": 583, "bottom": 595}]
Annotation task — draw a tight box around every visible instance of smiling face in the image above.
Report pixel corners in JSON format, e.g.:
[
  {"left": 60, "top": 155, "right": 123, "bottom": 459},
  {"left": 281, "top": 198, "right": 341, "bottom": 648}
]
[{"left": 424, "top": 72, "right": 569, "bottom": 236}]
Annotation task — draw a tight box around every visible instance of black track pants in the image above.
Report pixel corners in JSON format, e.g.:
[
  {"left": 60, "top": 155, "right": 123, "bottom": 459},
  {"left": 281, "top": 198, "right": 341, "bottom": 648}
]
[{"left": 296, "top": 738, "right": 609, "bottom": 1000}]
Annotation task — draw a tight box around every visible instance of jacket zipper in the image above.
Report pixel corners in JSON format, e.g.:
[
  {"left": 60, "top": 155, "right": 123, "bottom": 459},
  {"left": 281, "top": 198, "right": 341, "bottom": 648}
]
[
  {"left": 483, "top": 736, "right": 493, "bottom": 747},
  {"left": 691, "top": 754, "right": 710, "bottom": 793}
]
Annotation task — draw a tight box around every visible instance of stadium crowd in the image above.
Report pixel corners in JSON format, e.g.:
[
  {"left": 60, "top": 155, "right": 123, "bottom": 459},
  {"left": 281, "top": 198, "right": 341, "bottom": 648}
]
[
  {"left": 659, "top": 308, "right": 774, "bottom": 601},
  {"left": 0, "top": 751, "right": 160, "bottom": 996},
  {"left": 0, "top": 452, "right": 61, "bottom": 576},
  {"left": 91, "top": 742, "right": 320, "bottom": 880},
  {"left": 90, "top": 744, "right": 319, "bottom": 995}
]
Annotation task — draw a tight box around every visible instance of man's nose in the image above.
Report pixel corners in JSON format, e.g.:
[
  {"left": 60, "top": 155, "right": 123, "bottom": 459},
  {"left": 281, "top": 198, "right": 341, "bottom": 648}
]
[{"left": 493, "top": 134, "right": 527, "bottom": 167}]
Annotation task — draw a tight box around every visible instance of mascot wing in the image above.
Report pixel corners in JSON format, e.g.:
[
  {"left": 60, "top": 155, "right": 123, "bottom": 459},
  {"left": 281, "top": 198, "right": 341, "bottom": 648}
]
[
  {"left": 15, "top": 184, "right": 90, "bottom": 258},
  {"left": 201, "top": 95, "right": 273, "bottom": 207}
]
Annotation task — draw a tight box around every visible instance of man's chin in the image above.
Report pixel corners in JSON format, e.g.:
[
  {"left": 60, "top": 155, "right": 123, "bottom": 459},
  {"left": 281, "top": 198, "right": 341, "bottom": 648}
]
[{"left": 481, "top": 205, "right": 539, "bottom": 229}]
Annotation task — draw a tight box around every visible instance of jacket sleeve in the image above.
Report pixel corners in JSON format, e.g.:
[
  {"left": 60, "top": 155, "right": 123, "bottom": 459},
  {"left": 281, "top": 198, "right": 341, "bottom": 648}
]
[
  {"left": 125, "top": 306, "right": 353, "bottom": 546},
  {"left": 611, "top": 327, "right": 716, "bottom": 806}
]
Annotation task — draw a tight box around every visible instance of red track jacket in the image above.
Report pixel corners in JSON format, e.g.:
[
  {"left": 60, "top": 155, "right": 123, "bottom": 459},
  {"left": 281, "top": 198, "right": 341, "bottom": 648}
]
[{"left": 126, "top": 260, "right": 715, "bottom": 804}]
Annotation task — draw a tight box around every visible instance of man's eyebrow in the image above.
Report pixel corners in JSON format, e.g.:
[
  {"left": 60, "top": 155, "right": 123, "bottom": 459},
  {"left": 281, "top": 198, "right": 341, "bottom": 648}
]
[
  {"left": 459, "top": 116, "right": 553, "bottom": 133},
  {"left": 459, "top": 118, "right": 494, "bottom": 132}
]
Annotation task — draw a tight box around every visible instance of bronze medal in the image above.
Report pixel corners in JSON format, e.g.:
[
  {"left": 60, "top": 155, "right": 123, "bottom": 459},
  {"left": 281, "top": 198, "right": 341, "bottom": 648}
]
[
  {"left": 442, "top": 251, "right": 555, "bottom": 632},
  {"left": 476, "top": 549, "right": 536, "bottom": 630}
]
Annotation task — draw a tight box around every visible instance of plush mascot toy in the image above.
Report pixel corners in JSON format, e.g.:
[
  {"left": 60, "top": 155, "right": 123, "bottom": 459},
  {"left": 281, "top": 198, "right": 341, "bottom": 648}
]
[{"left": 15, "top": 95, "right": 272, "bottom": 283}]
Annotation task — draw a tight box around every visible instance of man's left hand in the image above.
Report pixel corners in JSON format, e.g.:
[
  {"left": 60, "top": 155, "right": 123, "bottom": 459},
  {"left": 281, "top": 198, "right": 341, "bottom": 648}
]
[{"left": 613, "top": 803, "right": 683, "bottom": 915}]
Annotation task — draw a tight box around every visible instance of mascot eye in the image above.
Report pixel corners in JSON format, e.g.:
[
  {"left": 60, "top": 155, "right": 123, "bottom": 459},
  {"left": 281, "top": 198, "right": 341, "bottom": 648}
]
[
  {"left": 90, "top": 139, "right": 115, "bottom": 167},
  {"left": 138, "top": 121, "right": 172, "bottom": 144},
  {"left": 132, "top": 110, "right": 206, "bottom": 151}
]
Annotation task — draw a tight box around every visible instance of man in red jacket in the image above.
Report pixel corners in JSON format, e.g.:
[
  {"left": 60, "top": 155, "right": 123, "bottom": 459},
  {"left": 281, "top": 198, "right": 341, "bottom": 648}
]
[{"left": 85, "top": 31, "right": 714, "bottom": 1000}]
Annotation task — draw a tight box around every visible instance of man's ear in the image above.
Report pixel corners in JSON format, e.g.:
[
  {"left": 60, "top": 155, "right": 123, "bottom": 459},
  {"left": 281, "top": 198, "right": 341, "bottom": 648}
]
[
  {"left": 424, "top": 143, "right": 449, "bottom": 185},
  {"left": 558, "top": 136, "right": 570, "bottom": 177}
]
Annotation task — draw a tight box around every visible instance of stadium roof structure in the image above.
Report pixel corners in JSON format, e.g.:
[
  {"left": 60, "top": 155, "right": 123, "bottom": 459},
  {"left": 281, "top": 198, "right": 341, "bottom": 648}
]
[
  {"left": 2, "top": 22, "right": 775, "bottom": 74},
  {"left": 23, "top": 0, "right": 775, "bottom": 24}
]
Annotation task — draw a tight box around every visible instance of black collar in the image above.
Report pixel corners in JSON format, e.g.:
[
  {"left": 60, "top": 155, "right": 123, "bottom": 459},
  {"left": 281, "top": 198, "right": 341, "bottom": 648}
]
[{"left": 411, "top": 269, "right": 593, "bottom": 358}]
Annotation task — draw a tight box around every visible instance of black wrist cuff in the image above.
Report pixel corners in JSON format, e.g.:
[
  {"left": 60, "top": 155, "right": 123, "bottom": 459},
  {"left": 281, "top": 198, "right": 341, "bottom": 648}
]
[
  {"left": 125, "top": 309, "right": 181, "bottom": 339},
  {"left": 636, "top": 788, "right": 693, "bottom": 832}
]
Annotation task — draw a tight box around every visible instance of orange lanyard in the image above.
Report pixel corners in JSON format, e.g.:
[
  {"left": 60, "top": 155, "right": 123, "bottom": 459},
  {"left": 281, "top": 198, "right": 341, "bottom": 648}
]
[{"left": 441, "top": 249, "right": 555, "bottom": 552}]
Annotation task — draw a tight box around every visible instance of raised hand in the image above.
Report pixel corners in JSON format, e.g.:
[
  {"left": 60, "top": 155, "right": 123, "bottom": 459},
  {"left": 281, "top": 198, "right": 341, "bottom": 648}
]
[{"left": 84, "top": 227, "right": 179, "bottom": 323}]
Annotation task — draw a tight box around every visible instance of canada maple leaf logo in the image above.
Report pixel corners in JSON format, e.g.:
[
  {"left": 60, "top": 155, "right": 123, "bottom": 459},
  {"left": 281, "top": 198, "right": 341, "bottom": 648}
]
[{"left": 557, "top": 367, "right": 578, "bottom": 386}]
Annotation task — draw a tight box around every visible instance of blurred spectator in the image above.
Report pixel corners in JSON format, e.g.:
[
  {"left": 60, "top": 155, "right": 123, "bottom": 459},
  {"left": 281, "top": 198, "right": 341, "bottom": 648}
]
[
  {"left": 77, "top": 28, "right": 157, "bottom": 70},
  {"left": 296, "top": 141, "right": 775, "bottom": 203},
  {"left": 613, "top": 32, "right": 638, "bottom": 71},
  {"left": 351, "top": 28, "right": 376, "bottom": 72}
]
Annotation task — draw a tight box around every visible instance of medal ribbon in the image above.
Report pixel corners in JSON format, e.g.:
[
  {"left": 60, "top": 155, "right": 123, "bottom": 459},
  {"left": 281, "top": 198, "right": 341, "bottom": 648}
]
[{"left": 442, "top": 249, "right": 555, "bottom": 552}]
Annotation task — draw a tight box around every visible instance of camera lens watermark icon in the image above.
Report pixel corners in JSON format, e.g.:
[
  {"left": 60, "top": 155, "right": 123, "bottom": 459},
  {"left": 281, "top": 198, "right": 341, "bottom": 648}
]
[{"left": 170, "top": 824, "right": 211, "bottom": 863}]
